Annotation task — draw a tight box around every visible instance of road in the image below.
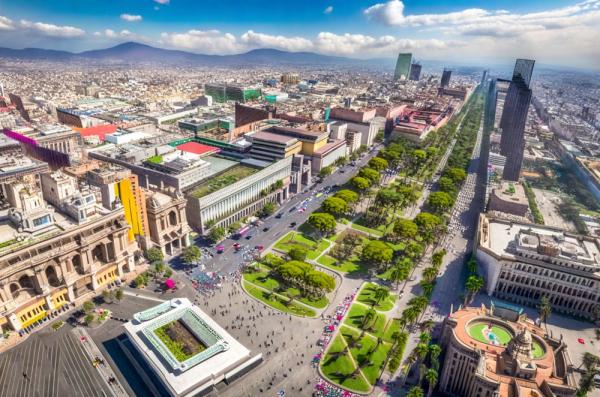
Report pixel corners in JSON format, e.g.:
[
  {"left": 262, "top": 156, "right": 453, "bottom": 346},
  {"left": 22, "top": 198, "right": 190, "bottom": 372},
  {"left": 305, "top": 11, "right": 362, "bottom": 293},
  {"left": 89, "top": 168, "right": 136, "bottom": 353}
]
[{"left": 188, "top": 145, "right": 383, "bottom": 274}]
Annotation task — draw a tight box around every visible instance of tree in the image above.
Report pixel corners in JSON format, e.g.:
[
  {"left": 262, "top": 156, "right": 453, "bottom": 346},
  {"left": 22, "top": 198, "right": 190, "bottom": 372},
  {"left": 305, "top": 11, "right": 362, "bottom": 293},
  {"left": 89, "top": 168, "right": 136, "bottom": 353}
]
[
  {"left": 393, "top": 218, "right": 418, "bottom": 241},
  {"left": 444, "top": 167, "right": 467, "bottom": 184},
  {"left": 228, "top": 221, "right": 242, "bottom": 234},
  {"left": 145, "top": 247, "right": 164, "bottom": 263},
  {"left": 351, "top": 176, "right": 371, "bottom": 193},
  {"left": 153, "top": 261, "right": 165, "bottom": 275},
  {"left": 208, "top": 226, "right": 226, "bottom": 243},
  {"left": 407, "top": 386, "right": 424, "bottom": 397},
  {"left": 375, "top": 131, "right": 384, "bottom": 143},
  {"left": 84, "top": 314, "right": 95, "bottom": 326},
  {"left": 359, "top": 167, "right": 380, "bottom": 184},
  {"left": 415, "top": 212, "right": 442, "bottom": 243},
  {"left": 83, "top": 300, "right": 95, "bottom": 314},
  {"left": 334, "top": 156, "right": 348, "bottom": 166},
  {"left": 114, "top": 288, "right": 124, "bottom": 303},
  {"left": 427, "top": 191, "right": 454, "bottom": 214},
  {"left": 289, "top": 247, "right": 308, "bottom": 261},
  {"left": 423, "top": 267, "right": 438, "bottom": 283},
  {"left": 373, "top": 286, "right": 390, "bottom": 306},
  {"left": 361, "top": 240, "right": 393, "bottom": 270},
  {"left": 538, "top": 296, "right": 552, "bottom": 335},
  {"left": 182, "top": 245, "right": 201, "bottom": 266},
  {"left": 319, "top": 165, "right": 333, "bottom": 178},
  {"left": 260, "top": 202, "right": 276, "bottom": 217},
  {"left": 322, "top": 197, "right": 348, "bottom": 217},
  {"left": 368, "top": 157, "right": 389, "bottom": 172},
  {"left": 275, "top": 179, "right": 284, "bottom": 189},
  {"left": 334, "top": 189, "right": 359, "bottom": 204},
  {"left": 405, "top": 241, "right": 425, "bottom": 259},
  {"left": 361, "top": 308, "right": 377, "bottom": 329},
  {"left": 390, "top": 262, "right": 411, "bottom": 290},
  {"left": 465, "top": 275, "right": 485, "bottom": 304},
  {"left": 308, "top": 212, "right": 337, "bottom": 237},
  {"left": 425, "top": 368, "right": 438, "bottom": 397},
  {"left": 439, "top": 176, "right": 457, "bottom": 194}
]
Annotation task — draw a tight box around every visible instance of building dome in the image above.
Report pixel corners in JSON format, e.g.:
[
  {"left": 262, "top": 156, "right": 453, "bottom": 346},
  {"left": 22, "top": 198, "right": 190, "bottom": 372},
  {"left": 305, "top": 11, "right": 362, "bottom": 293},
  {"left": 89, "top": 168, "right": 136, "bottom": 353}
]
[{"left": 506, "top": 328, "right": 534, "bottom": 360}]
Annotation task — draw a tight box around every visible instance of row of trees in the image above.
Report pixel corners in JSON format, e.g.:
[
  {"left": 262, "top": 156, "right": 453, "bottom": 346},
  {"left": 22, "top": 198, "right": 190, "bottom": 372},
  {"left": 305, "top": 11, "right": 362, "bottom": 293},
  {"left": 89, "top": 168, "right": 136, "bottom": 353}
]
[{"left": 269, "top": 259, "right": 336, "bottom": 299}]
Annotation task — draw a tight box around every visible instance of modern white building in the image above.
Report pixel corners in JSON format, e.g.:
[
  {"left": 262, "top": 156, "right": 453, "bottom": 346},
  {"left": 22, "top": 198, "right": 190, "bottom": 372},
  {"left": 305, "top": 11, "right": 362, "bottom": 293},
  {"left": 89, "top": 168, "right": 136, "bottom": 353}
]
[
  {"left": 476, "top": 213, "right": 600, "bottom": 321},
  {"left": 123, "top": 298, "right": 261, "bottom": 397},
  {"left": 186, "top": 157, "right": 292, "bottom": 233}
]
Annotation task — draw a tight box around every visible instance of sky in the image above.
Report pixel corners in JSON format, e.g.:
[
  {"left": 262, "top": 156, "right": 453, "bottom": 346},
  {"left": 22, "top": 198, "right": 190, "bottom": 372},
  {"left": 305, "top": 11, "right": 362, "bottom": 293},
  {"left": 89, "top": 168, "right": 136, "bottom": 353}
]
[{"left": 0, "top": 0, "right": 599, "bottom": 68}]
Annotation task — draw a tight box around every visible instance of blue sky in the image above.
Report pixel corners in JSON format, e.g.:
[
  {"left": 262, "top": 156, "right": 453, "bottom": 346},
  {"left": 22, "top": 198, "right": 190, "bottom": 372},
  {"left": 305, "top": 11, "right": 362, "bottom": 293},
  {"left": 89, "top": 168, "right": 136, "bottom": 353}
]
[{"left": 0, "top": 0, "right": 599, "bottom": 67}]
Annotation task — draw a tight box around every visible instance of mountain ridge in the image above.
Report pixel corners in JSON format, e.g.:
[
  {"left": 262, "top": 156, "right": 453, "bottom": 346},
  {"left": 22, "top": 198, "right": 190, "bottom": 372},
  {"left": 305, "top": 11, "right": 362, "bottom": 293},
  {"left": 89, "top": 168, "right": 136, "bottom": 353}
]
[{"left": 0, "top": 41, "right": 389, "bottom": 67}]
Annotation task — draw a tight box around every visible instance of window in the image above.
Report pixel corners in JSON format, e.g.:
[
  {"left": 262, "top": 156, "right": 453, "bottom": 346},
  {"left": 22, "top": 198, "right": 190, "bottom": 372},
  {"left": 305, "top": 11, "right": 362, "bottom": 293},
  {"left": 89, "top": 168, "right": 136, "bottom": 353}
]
[{"left": 33, "top": 214, "right": 51, "bottom": 227}]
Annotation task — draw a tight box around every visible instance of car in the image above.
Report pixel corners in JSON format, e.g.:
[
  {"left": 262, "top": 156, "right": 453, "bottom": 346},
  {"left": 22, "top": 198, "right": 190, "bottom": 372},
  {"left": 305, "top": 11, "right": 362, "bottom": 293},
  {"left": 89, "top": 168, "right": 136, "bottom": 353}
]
[
  {"left": 408, "top": 276, "right": 416, "bottom": 282},
  {"left": 275, "top": 212, "right": 283, "bottom": 219},
  {"left": 289, "top": 206, "right": 297, "bottom": 212},
  {"left": 255, "top": 245, "right": 264, "bottom": 251},
  {"left": 233, "top": 243, "right": 241, "bottom": 250},
  {"left": 290, "top": 222, "right": 297, "bottom": 227},
  {"left": 263, "top": 227, "right": 269, "bottom": 232},
  {"left": 245, "top": 235, "right": 252, "bottom": 240},
  {"left": 340, "top": 169, "right": 345, "bottom": 173}
]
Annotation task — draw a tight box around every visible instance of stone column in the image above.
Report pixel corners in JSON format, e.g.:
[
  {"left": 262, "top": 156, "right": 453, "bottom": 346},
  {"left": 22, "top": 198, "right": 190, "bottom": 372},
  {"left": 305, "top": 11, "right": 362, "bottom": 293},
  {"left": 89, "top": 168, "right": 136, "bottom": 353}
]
[
  {"left": 8, "top": 313, "right": 22, "bottom": 331},
  {"left": 45, "top": 295, "right": 55, "bottom": 311},
  {"left": 91, "top": 273, "right": 99, "bottom": 291},
  {"left": 67, "top": 284, "right": 75, "bottom": 302},
  {"left": 117, "top": 262, "right": 124, "bottom": 278}
]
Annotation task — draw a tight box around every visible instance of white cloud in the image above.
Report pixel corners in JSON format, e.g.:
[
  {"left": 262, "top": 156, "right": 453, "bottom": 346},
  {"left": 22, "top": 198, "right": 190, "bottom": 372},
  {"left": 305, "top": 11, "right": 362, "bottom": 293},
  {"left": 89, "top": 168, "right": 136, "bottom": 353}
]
[
  {"left": 154, "top": 0, "right": 170, "bottom": 4},
  {"left": 324, "top": 6, "right": 333, "bottom": 15},
  {"left": 364, "top": 0, "right": 600, "bottom": 36},
  {"left": 160, "top": 29, "right": 241, "bottom": 54},
  {"left": 240, "top": 30, "right": 313, "bottom": 52},
  {"left": 120, "top": 14, "right": 142, "bottom": 22},
  {"left": 0, "top": 16, "right": 15, "bottom": 31},
  {"left": 19, "top": 19, "right": 85, "bottom": 38}
]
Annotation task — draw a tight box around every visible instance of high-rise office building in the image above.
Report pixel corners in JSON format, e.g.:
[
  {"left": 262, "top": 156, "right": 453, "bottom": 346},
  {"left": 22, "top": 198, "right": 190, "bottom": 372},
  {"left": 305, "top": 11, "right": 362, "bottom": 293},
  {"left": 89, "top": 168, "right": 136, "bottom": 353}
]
[
  {"left": 440, "top": 69, "right": 452, "bottom": 88},
  {"left": 499, "top": 59, "right": 535, "bottom": 181},
  {"left": 512, "top": 59, "right": 535, "bottom": 88},
  {"left": 409, "top": 63, "right": 422, "bottom": 81},
  {"left": 481, "top": 69, "right": 488, "bottom": 84},
  {"left": 394, "top": 53, "right": 412, "bottom": 81}
]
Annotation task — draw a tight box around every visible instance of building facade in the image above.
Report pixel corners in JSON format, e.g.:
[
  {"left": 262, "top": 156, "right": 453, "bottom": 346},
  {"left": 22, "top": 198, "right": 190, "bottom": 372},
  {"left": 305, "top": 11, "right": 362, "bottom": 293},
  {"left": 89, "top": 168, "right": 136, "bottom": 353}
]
[
  {"left": 476, "top": 214, "right": 600, "bottom": 321},
  {"left": 0, "top": 209, "right": 138, "bottom": 332},
  {"left": 144, "top": 188, "right": 191, "bottom": 257},
  {"left": 186, "top": 157, "right": 292, "bottom": 233},
  {"left": 394, "top": 53, "right": 412, "bottom": 81},
  {"left": 439, "top": 306, "right": 577, "bottom": 397}
]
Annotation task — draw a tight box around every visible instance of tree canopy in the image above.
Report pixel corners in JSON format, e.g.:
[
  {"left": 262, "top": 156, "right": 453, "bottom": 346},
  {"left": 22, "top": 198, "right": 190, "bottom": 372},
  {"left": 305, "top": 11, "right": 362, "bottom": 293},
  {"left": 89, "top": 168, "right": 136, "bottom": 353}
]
[
  {"left": 393, "top": 218, "right": 418, "bottom": 241},
  {"left": 361, "top": 240, "right": 393, "bottom": 269},
  {"left": 368, "top": 157, "right": 389, "bottom": 171},
  {"left": 351, "top": 176, "right": 371, "bottom": 192},
  {"left": 359, "top": 167, "right": 380, "bottom": 184},
  {"left": 334, "top": 189, "right": 359, "bottom": 204},
  {"left": 181, "top": 245, "right": 201, "bottom": 265},
  {"left": 308, "top": 212, "right": 337, "bottom": 235},
  {"left": 322, "top": 196, "right": 349, "bottom": 216},
  {"left": 427, "top": 191, "right": 454, "bottom": 213},
  {"left": 444, "top": 167, "right": 467, "bottom": 184}
]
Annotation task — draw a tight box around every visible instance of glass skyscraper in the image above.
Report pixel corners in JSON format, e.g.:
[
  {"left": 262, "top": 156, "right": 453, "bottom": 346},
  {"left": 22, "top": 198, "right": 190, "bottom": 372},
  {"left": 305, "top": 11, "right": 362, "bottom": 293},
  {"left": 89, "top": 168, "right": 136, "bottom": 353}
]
[
  {"left": 394, "top": 53, "right": 412, "bottom": 81},
  {"left": 499, "top": 59, "right": 535, "bottom": 181}
]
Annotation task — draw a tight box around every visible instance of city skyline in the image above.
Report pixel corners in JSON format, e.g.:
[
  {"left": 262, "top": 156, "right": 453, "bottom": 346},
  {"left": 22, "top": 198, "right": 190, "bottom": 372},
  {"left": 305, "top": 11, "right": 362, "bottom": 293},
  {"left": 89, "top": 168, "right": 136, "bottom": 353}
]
[{"left": 0, "top": 0, "right": 599, "bottom": 69}]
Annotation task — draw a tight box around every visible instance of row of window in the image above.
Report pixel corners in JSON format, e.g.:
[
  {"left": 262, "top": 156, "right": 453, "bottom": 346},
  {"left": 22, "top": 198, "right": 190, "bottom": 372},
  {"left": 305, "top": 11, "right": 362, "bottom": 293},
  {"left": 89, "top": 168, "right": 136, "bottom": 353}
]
[{"left": 509, "top": 262, "right": 596, "bottom": 288}]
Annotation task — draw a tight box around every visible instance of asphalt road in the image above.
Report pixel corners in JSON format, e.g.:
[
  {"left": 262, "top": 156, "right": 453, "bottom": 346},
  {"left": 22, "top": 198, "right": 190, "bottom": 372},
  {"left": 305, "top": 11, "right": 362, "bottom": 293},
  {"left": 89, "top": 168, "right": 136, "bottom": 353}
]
[{"left": 192, "top": 145, "right": 383, "bottom": 274}]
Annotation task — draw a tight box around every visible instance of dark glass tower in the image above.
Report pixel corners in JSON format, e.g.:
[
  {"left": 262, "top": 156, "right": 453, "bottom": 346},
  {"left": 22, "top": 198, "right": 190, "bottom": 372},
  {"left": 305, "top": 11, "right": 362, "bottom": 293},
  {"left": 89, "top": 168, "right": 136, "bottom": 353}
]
[
  {"left": 499, "top": 59, "right": 535, "bottom": 181},
  {"left": 409, "top": 63, "right": 422, "bottom": 81},
  {"left": 440, "top": 69, "right": 452, "bottom": 87}
]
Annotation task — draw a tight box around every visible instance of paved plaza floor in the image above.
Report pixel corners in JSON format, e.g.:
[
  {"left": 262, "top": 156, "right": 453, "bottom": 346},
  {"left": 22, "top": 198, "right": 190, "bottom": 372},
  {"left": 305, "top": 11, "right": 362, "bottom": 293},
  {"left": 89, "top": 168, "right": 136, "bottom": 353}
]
[{"left": 0, "top": 325, "right": 113, "bottom": 397}]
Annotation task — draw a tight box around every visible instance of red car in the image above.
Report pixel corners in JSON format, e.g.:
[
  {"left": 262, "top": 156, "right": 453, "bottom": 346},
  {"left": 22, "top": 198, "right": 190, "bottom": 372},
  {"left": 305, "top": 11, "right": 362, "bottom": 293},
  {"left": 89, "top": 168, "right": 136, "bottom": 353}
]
[
  {"left": 255, "top": 245, "right": 264, "bottom": 251},
  {"left": 233, "top": 243, "right": 241, "bottom": 251}
]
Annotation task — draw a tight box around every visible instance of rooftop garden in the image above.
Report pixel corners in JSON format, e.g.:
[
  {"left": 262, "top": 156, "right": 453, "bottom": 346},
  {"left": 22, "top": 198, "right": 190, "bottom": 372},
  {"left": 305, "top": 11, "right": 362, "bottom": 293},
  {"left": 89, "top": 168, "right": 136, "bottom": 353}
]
[
  {"left": 146, "top": 155, "right": 163, "bottom": 164},
  {"left": 190, "top": 165, "right": 258, "bottom": 198},
  {"left": 154, "top": 320, "right": 207, "bottom": 362}
]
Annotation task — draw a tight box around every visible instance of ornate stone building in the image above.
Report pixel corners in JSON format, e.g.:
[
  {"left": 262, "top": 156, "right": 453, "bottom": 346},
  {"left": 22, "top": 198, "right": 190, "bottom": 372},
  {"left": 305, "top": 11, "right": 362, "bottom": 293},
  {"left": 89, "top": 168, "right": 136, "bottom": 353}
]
[
  {"left": 0, "top": 208, "right": 137, "bottom": 332},
  {"left": 439, "top": 306, "right": 577, "bottom": 397},
  {"left": 476, "top": 213, "right": 600, "bottom": 321},
  {"left": 144, "top": 187, "right": 191, "bottom": 256}
]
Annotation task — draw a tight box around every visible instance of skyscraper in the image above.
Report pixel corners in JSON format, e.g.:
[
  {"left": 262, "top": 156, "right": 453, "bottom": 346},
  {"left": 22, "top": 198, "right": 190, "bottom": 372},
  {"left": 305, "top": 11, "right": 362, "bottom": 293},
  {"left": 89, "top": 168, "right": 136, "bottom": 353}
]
[
  {"left": 409, "top": 63, "right": 422, "bottom": 81},
  {"left": 499, "top": 59, "right": 535, "bottom": 181},
  {"left": 394, "top": 53, "right": 412, "bottom": 81},
  {"left": 440, "top": 68, "right": 452, "bottom": 87},
  {"left": 512, "top": 59, "right": 535, "bottom": 88}
]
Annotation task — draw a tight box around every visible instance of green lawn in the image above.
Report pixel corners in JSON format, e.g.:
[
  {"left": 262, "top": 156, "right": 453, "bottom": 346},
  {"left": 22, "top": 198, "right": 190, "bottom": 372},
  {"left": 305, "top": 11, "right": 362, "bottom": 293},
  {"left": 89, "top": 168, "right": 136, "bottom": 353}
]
[
  {"left": 351, "top": 223, "right": 384, "bottom": 237},
  {"left": 468, "top": 323, "right": 512, "bottom": 346},
  {"left": 343, "top": 304, "right": 387, "bottom": 339},
  {"left": 382, "top": 319, "right": 403, "bottom": 343},
  {"left": 338, "top": 325, "right": 392, "bottom": 385},
  {"left": 190, "top": 165, "right": 258, "bottom": 198},
  {"left": 320, "top": 334, "right": 371, "bottom": 393},
  {"left": 317, "top": 254, "right": 366, "bottom": 274},
  {"left": 243, "top": 281, "right": 316, "bottom": 317},
  {"left": 243, "top": 269, "right": 329, "bottom": 309},
  {"left": 532, "top": 341, "right": 545, "bottom": 359},
  {"left": 356, "top": 283, "right": 396, "bottom": 311},
  {"left": 273, "top": 231, "right": 330, "bottom": 260}
]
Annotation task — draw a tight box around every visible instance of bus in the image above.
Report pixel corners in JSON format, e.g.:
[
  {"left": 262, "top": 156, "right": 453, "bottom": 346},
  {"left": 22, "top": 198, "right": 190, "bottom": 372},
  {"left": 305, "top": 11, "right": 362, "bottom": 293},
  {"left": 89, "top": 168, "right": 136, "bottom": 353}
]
[{"left": 233, "top": 226, "right": 250, "bottom": 240}]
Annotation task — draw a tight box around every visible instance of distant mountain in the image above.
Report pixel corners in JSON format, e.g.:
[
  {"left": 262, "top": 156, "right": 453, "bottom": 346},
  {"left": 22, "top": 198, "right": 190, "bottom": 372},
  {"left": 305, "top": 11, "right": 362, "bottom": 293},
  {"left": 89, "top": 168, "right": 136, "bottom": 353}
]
[{"left": 0, "top": 41, "right": 385, "bottom": 67}]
